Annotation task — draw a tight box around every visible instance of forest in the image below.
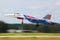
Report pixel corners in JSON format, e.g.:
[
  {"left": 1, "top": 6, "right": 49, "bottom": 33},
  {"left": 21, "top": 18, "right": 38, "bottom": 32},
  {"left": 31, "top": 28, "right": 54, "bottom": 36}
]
[{"left": 0, "top": 21, "right": 60, "bottom": 33}]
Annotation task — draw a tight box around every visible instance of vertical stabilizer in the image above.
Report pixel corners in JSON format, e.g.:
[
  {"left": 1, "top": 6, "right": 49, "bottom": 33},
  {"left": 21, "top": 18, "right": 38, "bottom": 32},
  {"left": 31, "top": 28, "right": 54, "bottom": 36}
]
[{"left": 43, "top": 14, "right": 51, "bottom": 20}]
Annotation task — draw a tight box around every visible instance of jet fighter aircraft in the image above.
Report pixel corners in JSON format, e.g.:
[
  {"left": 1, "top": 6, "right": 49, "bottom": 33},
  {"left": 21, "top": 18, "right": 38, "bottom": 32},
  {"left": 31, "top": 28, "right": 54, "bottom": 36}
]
[{"left": 6, "top": 13, "right": 57, "bottom": 26}]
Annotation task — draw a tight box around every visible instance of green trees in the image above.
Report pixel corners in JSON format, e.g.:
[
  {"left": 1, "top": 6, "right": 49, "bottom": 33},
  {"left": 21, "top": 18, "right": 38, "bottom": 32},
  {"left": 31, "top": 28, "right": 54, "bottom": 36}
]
[
  {"left": 0, "top": 21, "right": 8, "bottom": 32},
  {"left": 23, "top": 24, "right": 60, "bottom": 33},
  {"left": 0, "top": 21, "right": 60, "bottom": 33},
  {"left": 7, "top": 24, "right": 60, "bottom": 33}
]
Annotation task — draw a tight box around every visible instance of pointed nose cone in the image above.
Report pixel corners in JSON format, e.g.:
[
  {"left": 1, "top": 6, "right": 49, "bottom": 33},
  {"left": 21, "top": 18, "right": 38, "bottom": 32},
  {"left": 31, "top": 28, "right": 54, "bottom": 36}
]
[
  {"left": 5, "top": 13, "right": 24, "bottom": 19},
  {"left": 5, "top": 14, "right": 15, "bottom": 17},
  {"left": 5, "top": 14, "right": 14, "bottom": 16}
]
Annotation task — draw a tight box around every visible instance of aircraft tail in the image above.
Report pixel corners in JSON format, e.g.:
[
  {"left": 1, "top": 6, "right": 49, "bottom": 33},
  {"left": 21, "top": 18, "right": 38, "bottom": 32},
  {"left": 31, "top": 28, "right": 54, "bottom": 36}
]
[{"left": 43, "top": 14, "right": 51, "bottom": 20}]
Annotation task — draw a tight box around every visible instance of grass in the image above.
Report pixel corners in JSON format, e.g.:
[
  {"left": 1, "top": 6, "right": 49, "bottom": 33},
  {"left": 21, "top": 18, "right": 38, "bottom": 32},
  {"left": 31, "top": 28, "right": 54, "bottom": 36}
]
[
  {"left": 0, "top": 37, "right": 60, "bottom": 40},
  {"left": 0, "top": 33, "right": 60, "bottom": 36},
  {"left": 0, "top": 33, "right": 60, "bottom": 40}
]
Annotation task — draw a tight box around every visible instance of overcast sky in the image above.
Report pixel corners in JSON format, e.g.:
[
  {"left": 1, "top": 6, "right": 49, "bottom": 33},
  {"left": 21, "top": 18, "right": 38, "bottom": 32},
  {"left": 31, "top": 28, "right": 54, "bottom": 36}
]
[{"left": 0, "top": 0, "right": 60, "bottom": 24}]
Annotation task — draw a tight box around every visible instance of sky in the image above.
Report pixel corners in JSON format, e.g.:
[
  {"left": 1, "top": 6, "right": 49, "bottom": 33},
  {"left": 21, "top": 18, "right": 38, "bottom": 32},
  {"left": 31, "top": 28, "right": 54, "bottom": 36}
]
[{"left": 0, "top": 0, "right": 60, "bottom": 24}]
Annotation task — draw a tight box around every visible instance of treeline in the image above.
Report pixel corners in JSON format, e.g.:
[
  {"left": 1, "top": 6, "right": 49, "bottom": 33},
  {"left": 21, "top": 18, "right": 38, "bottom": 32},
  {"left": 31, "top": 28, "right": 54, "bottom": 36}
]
[{"left": 0, "top": 21, "right": 60, "bottom": 33}]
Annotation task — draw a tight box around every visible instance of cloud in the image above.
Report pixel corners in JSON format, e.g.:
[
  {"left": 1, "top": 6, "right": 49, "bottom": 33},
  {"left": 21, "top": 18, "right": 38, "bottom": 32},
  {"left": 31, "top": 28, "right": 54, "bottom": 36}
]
[{"left": 56, "top": 1, "right": 60, "bottom": 6}]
